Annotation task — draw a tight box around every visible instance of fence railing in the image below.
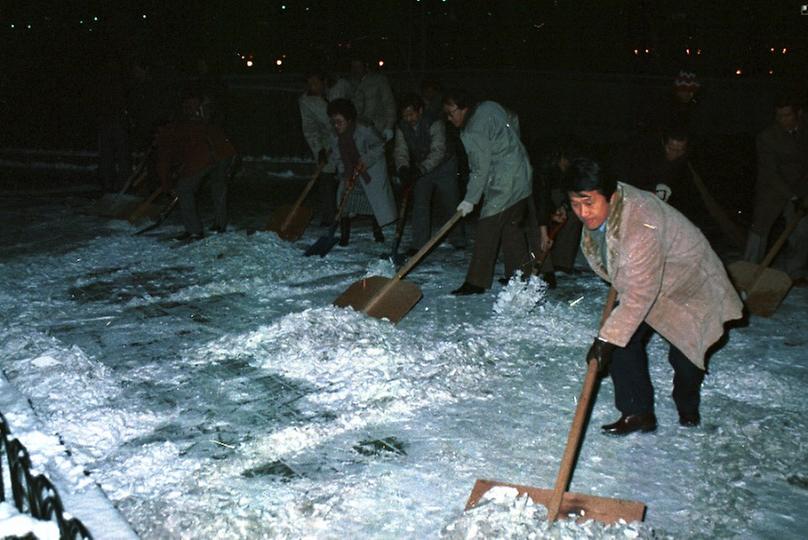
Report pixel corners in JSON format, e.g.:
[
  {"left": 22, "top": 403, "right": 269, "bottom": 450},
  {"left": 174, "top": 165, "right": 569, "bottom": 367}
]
[{"left": 0, "top": 412, "right": 93, "bottom": 540}]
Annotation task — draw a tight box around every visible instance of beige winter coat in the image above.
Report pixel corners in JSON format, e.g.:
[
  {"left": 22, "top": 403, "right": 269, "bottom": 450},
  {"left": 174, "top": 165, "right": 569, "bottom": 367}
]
[{"left": 581, "top": 183, "right": 743, "bottom": 369}]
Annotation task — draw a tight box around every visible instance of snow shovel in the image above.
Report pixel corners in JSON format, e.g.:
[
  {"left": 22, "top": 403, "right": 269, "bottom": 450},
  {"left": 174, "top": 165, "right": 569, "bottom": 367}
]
[
  {"left": 128, "top": 186, "right": 165, "bottom": 224},
  {"left": 465, "top": 287, "right": 647, "bottom": 524},
  {"left": 266, "top": 161, "right": 327, "bottom": 241},
  {"left": 133, "top": 195, "right": 179, "bottom": 236},
  {"left": 92, "top": 149, "right": 152, "bottom": 218},
  {"left": 333, "top": 211, "right": 463, "bottom": 323},
  {"left": 727, "top": 201, "right": 806, "bottom": 317},
  {"left": 303, "top": 169, "right": 359, "bottom": 257}
]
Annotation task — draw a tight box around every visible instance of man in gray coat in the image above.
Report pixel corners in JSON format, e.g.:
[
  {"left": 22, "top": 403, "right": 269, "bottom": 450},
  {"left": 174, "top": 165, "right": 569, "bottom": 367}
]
[
  {"left": 393, "top": 93, "right": 464, "bottom": 254},
  {"left": 744, "top": 95, "right": 808, "bottom": 285},
  {"left": 568, "top": 158, "right": 743, "bottom": 435},
  {"left": 443, "top": 90, "right": 534, "bottom": 295}
]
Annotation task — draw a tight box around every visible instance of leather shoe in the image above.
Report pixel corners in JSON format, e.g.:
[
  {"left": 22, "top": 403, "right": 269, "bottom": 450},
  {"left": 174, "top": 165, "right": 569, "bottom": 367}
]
[
  {"left": 601, "top": 413, "right": 657, "bottom": 436},
  {"left": 678, "top": 411, "right": 700, "bottom": 427},
  {"left": 175, "top": 231, "right": 204, "bottom": 241},
  {"left": 451, "top": 282, "right": 485, "bottom": 296}
]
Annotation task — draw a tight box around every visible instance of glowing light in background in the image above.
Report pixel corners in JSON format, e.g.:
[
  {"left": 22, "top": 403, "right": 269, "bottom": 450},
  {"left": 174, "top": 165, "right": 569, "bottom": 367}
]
[{"left": 378, "top": 59, "right": 385, "bottom": 67}]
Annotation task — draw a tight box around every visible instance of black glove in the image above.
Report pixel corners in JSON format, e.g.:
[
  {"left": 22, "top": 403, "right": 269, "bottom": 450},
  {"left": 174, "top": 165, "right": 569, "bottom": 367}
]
[
  {"left": 317, "top": 148, "right": 328, "bottom": 165},
  {"left": 586, "top": 337, "right": 616, "bottom": 375}
]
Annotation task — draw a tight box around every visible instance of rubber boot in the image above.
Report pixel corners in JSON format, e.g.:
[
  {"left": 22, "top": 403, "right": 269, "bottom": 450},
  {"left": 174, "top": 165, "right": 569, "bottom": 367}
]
[
  {"left": 339, "top": 217, "right": 351, "bottom": 246},
  {"left": 372, "top": 219, "right": 385, "bottom": 243}
]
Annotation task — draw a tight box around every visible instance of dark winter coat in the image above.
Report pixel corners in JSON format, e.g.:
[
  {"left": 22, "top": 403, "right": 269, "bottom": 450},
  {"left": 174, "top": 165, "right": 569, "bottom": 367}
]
[
  {"left": 156, "top": 119, "right": 237, "bottom": 190},
  {"left": 752, "top": 121, "right": 808, "bottom": 232}
]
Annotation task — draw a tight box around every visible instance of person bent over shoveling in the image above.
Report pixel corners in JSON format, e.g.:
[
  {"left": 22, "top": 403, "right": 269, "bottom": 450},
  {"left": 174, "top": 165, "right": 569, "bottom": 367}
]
[
  {"left": 568, "top": 158, "right": 742, "bottom": 435},
  {"left": 156, "top": 88, "right": 237, "bottom": 241}
]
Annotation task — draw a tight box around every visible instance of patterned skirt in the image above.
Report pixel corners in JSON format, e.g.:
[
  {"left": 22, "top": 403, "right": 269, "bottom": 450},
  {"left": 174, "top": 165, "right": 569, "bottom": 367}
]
[{"left": 343, "top": 179, "right": 374, "bottom": 216}]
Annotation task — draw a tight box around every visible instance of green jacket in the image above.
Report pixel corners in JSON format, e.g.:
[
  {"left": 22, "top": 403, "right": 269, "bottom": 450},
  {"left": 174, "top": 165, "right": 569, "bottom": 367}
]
[{"left": 460, "top": 101, "right": 532, "bottom": 218}]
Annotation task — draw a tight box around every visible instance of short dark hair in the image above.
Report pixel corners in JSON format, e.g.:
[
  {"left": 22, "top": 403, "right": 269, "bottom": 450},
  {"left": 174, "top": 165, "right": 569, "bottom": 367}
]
[
  {"left": 327, "top": 98, "right": 357, "bottom": 122},
  {"left": 566, "top": 157, "right": 617, "bottom": 198},
  {"left": 399, "top": 92, "right": 424, "bottom": 112},
  {"left": 443, "top": 88, "right": 474, "bottom": 110}
]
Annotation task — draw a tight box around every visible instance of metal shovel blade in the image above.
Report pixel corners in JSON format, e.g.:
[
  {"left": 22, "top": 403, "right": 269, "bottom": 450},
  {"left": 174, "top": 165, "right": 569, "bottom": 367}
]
[
  {"left": 465, "top": 479, "right": 646, "bottom": 524},
  {"left": 727, "top": 260, "right": 792, "bottom": 317},
  {"left": 304, "top": 234, "right": 339, "bottom": 257},
  {"left": 333, "top": 275, "right": 422, "bottom": 324}
]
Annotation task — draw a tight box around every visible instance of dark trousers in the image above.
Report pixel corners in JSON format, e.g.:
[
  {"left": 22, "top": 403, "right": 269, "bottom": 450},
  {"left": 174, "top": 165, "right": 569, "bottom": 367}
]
[
  {"left": 609, "top": 322, "right": 704, "bottom": 417},
  {"left": 466, "top": 197, "right": 531, "bottom": 288},
  {"left": 176, "top": 158, "right": 231, "bottom": 235},
  {"left": 410, "top": 160, "right": 465, "bottom": 250}
]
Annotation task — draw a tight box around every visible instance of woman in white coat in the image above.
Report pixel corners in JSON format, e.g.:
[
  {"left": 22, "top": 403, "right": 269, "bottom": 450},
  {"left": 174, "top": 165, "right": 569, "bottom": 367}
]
[{"left": 327, "top": 99, "right": 396, "bottom": 246}]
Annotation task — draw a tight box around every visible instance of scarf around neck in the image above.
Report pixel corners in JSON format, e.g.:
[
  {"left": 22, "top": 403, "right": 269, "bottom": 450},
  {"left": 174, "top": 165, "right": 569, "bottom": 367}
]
[{"left": 337, "top": 124, "right": 371, "bottom": 184}]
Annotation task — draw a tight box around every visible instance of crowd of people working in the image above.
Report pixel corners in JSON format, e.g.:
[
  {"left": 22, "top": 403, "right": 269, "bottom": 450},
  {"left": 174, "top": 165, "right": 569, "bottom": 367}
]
[{"left": 95, "top": 53, "right": 807, "bottom": 436}]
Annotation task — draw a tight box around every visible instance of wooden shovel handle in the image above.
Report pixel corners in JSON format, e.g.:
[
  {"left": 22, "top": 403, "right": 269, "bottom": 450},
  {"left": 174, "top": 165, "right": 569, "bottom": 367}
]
[
  {"left": 547, "top": 287, "right": 617, "bottom": 522},
  {"left": 360, "top": 211, "right": 463, "bottom": 316},
  {"left": 331, "top": 168, "right": 360, "bottom": 223},
  {"left": 756, "top": 204, "right": 807, "bottom": 275},
  {"left": 533, "top": 217, "right": 567, "bottom": 270},
  {"left": 280, "top": 161, "right": 327, "bottom": 232},
  {"left": 128, "top": 186, "right": 163, "bottom": 222}
]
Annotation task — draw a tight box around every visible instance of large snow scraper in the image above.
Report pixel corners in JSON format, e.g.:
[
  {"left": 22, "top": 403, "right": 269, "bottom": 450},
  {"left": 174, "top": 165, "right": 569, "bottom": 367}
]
[
  {"left": 728, "top": 201, "right": 805, "bottom": 317},
  {"left": 334, "top": 211, "right": 463, "bottom": 323},
  {"left": 465, "top": 288, "right": 648, "bottom": 524},
  {"left": 266, "top": 162, "right": 326, "bottom": 241}
]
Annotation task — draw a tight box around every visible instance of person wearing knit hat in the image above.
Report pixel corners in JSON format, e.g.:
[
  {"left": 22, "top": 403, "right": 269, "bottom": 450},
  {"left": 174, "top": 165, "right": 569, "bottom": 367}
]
[{"left": 673, "top": 70, "right": 700, "bottom": 105}]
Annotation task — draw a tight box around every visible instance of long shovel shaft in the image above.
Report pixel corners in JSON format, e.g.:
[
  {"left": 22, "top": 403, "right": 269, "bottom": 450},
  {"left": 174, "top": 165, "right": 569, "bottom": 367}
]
[
  {"left": 546, "top": 287, "right": 617, "bottom": 522},
  {"left": 360, "top": 211, "right": 463, "bottom": 316},
  {"left": 134, "top": 196, "right": 179, "bottom": 235},
  {"left": 532, "top": 218, "right": 567, "bottom": 271},
  {"left": 303, "top": 168, "right": 360, "bottom": 257},
  {"left": 279, "top": 161, "right": 327, "bottom": 232},
  {"left": 389, "top": 185, "right": 413, "bottom": 259},
  {"left": 128, "top": 186, "right": 163, "bottom": 223},
  {"left": 757, "top": 205, "right": 806, "bottom": 277},
  {"left": 118, "top": 147, "right": 152, "bottom": 196}
]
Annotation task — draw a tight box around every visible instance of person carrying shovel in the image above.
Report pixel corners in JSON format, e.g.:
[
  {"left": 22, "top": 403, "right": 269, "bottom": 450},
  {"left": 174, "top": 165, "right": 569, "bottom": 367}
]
[
  {"left": 443, "top": 89, "right": 537, "bottom": 295},
  {"left": 155, "top": 88, "right": 237, "bottom": 241},
  {"left": 743, "top": 94, "right": 808, "bottom": 286},
  {"left": 393, "top": 92, "right": 465, "bottom": 256},
  {"left": 567, "top": 158, "right": 742, "bottom": 435}
]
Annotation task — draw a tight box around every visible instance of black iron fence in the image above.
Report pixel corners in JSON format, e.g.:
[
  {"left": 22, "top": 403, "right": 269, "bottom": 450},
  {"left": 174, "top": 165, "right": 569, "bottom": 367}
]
[{"left": 0, "top": 412, "right": 92, "bottom": 540}]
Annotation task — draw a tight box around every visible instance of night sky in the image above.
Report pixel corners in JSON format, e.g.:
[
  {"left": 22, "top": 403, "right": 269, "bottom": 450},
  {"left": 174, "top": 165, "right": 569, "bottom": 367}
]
[{"left": 3, "top": 1, "right": 807, "bottom": 76}]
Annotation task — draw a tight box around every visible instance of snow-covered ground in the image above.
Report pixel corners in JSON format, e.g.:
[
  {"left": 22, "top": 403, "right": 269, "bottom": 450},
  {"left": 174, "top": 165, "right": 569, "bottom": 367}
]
[{"left": 1, "top": 177, "right": 807, "bottom": 539}]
